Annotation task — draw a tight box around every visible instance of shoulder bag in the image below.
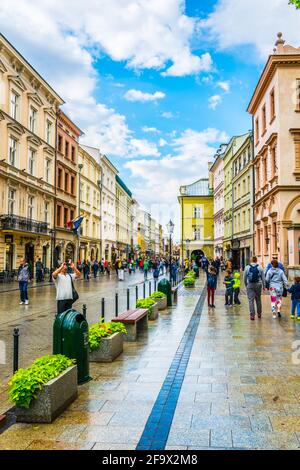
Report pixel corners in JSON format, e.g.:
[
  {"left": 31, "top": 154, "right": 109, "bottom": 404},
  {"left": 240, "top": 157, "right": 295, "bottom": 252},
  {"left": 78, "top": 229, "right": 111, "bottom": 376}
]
[{"left": 68, "top": 274, "right": 79, "bottom": 303}]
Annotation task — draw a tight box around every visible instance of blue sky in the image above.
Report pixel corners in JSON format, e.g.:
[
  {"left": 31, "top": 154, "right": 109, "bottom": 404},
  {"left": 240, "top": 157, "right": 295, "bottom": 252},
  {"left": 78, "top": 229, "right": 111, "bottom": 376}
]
[{"left": 0, "top": 0, "right": 299, "bottom": 237}]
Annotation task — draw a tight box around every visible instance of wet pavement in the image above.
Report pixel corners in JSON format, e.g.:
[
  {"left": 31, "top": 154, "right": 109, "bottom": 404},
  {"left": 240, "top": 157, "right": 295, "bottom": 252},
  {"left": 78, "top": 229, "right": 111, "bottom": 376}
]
[{"left": 1, "top": 273, "right": 300, "bottom": 450}]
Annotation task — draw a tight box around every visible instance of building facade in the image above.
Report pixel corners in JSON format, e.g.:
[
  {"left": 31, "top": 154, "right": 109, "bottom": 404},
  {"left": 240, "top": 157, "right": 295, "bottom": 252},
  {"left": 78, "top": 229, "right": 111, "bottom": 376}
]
[
  {"left": 248, "top": 33, "right": 300, "bottom": 275},
  {"left": 115, "top": 175, "right": 133, "bottom": 259},
  {"left": 54, "top": 111, "right": 82, "bottom": 265},
  {"left": 178, "top": 178, "right": 214, "bottom": 262},
  {"left": 210, "top": 144, "right": 226, "bottom": 259},
  {"left": 0, "top": 34, "right": 63, "bottom": 274}
]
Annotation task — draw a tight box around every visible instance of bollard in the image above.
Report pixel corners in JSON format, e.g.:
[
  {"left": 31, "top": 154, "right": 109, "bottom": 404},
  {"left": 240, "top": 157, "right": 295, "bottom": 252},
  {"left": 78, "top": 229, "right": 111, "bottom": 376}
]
[
  {"left": 101, "top": 297, "right": 105, "bottom": 321},
  {"left": 13, "top": 328, "right": 19, "bottom": 374},
  {"left": 115, "top": 293, "right": 118, "bottom": 317},
  {"left": 127, "top": 288, "right": 130, "bottom": 310},
  {"left": 149, "top": 281, "right": 152, "bottom": 296},
  {"left": 82, "top": 304, "right": 87, "bottom": 320},
  {"left": 136, "top": 285, "right": 138, "bottom": 302},
  {"left": 154, "top": 280, "right": 157, "bottom": 292},
  {"left": 143, "top": 283, "right": 146, "bottom": 299}
]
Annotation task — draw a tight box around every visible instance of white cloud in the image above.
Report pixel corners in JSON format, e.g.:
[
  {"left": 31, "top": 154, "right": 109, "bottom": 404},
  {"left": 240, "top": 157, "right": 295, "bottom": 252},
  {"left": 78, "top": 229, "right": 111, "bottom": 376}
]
[
  {"left": 159, "top": 138, "right": 168, "bottom": 147},
  {"left": 162, "top": 51, "right": 213, "bottom": 77},
  {"left": 203, "top": 0, "right": 300, "bottom": 59},
  {"left": 142, "top": 126, "right": 161, "bottom": 134},
  {"left": 208, "top": 94, "right": 222, "bottom": 110},
  {"left": 128, "top": 139, "right": 161, "bottom": 158},
  {"left": 162, "top": 111, "right": 175, "bottom": 119},
  {"left": 124, "top": 89, "right": 166, "bottom": 102},
  {"left": 218, "top": 81, "right": 230, "bottom": 93}
]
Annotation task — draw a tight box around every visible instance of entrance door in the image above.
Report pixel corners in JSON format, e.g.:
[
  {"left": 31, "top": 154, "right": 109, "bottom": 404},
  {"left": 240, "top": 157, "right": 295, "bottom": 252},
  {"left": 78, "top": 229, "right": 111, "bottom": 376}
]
[
  {"left": 5, "top": 243, "right": 14, "bottom": 271},
  {"left": 65, "top": 243, "right": 75, "bottom": 262},
  {"left": 25, "top": 242, "right": 34, "bottom": 278}
]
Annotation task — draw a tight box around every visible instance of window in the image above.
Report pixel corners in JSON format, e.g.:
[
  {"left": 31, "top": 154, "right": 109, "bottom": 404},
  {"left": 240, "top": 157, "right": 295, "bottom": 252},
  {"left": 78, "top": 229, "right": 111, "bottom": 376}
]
[
  {"left": 45, "top": 159, "right": 51, "bottom": 183},
  {"left": 56, "top": 205, "right": 61, "bottom": 226},
  {"left": 255, "top": 118, "right": 259, "bottom": 144},
  {"left": 65, "top": 141, "right": 69, "bottom": 158},
  {"left": 263, "top": 157, "right": 267, "bottom": 181},
  {"left": 71, "top": 175, "right": 75, "bottom": 195},
  {"left": 28, "top": 149, "right": 36, "bottom": 176},
  {"left": 243, "top": 179, "right": 246, "bottom": 195},
  {"left": 270, "top": 89, "right": 275, "bottom": 120},
  {"left": 57, "top": 168, "right": 62, "bottom": 189},
  {"left": 46, "top": 120, "right": 52, "bottom": 144},
  {"left": 194, "top": 226, "right": 201, "bottom": 240},
  {"left": 296, "top": 79, "right": 300, "bottom": 111},
  {"left": 64, "top": 208, "right": 68, "bottom": 227},
  {"left": 28, "top": 196, "right": 34, "bottom": 219},
  {"left": 247, "top": 175, "right": 251, "bottom": 192},
  {"left": 71, "top": 146, "right": 75, "bottom": 161},
  {"left": 193, "top": 207, "right": 202, "bottom": 219},
  {"left": 262, "top": 105, "right": 267, "bottom": 133},
  {"left": 10, "top": 91, "right": 19, "bottom": 119},
  {"left": 8, "top": 189, "right": 15, "bottom": 214},
  {"left": 64, "top": 172, "right": 69, "bottom": 192},
  {"left": 86, "top": 185, "right": 90, "bottom": 202},
  {"left": 29, "top": 106, "right": 37, "bottom": 133},
  {"left": 9, "top": 137, "right": 17, "bottom": 167},
  {"left": 58, "top": 134, "right": 63, "bottom": 152},
  {"left": 44, "top": 202, "right": 49, "bottom": 223},
  {"left": 248, "top": 147, "right": 251, "bottom": 162},
  {"left": 255, "top": 164, "right": 260, "bottom": 190},
  {"left": 70, "top": 209, "right": 74, "bottom": 222},
  {"left": 80, "top": 183, "right": 84, "bottom": 201}
]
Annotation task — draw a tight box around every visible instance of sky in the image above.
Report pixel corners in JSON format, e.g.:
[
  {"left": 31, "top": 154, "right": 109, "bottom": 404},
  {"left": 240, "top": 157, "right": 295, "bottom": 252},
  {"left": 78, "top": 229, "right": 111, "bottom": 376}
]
[{"left": 0, "top": 0, "right": 299, "bottom": 240}]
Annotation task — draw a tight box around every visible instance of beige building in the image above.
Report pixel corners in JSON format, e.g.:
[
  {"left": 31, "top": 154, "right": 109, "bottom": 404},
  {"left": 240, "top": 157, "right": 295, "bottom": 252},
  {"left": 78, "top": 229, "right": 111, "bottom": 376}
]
[
  {"left": 248, "top": 33, "right": 300, "bottom": 275},
  {"left": 115, "top": 175, "right": 133, "bottom": 259},
  {"left": 0, "top": 34, "right": 63, "bottom": 274},
  {"left": 101, "top": 154, "right": 118, "bottom": 262},
  {"left": 210, "top": 144, "right": 227, "bottom": 259}
]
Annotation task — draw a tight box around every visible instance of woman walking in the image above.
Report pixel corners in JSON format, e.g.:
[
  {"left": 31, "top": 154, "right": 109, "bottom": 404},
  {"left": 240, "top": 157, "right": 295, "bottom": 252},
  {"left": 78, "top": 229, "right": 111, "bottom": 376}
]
[{"left": 265, "top": 259, "right": 288, "bottom": 319}]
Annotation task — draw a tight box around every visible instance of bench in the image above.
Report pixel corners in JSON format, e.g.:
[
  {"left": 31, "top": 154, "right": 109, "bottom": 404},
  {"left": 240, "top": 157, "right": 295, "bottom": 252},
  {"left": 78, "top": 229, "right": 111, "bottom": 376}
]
[
  {"left": 111, "top": 308, "right": 148, "bottom": 342},
  {"left": 171, "top": 285, "right": 179, "bottom": 303}
]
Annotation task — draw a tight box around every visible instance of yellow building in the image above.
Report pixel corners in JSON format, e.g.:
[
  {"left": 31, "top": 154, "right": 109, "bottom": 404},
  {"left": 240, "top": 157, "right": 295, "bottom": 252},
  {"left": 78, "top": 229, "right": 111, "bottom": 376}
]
[
  {"left": 0, "top": 33, "right": 63, "bottom": 274},
  {"left": 178, "top": 178, "right": 214, "bottom": 262}
]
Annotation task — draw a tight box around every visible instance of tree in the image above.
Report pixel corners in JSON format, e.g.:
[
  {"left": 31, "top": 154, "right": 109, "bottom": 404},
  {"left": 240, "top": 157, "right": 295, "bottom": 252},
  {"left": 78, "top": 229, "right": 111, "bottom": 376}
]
[{"left": 289, "top": 0, "right": 300, "bottom": 8}]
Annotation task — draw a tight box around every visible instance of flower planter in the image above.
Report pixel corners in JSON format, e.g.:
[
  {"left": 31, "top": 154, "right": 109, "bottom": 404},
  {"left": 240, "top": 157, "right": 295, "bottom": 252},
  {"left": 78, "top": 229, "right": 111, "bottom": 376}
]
[
  {"left": 89, "top": 332, "right": 123, "bottom": 363},
  {"left": 155, "top": 296, "right": 167, "bottom": 310},
  {"left": 15, "top": 365, "right": 78, "bottom": 423},
  {"left": 184, "top": 284, "right": 195, "bottom": 288},
  {"left": 148, "top": 302, "right": 158, "bottom": 321}
]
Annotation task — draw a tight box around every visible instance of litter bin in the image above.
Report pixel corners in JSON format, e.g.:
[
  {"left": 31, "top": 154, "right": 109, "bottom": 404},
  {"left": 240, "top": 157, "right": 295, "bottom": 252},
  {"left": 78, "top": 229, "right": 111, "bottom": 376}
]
[
  {"left": 158, "top": 278, "right": 172, "bottom": 307},
  {"left": 53, "top": 309, "right": 90, "bottom": 384}
]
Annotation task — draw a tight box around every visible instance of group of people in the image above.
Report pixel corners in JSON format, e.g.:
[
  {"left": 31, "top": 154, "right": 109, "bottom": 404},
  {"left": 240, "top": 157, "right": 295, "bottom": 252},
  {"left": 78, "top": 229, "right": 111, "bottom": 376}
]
[{"left": 76, "top": 259, "right": 111, "bottom": 280}]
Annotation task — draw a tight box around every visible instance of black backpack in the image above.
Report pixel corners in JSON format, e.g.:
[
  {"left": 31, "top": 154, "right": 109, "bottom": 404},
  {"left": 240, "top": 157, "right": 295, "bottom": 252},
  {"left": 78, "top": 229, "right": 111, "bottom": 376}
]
[{"left": 247, "top": 265, "right": 260, "bottom": 283}]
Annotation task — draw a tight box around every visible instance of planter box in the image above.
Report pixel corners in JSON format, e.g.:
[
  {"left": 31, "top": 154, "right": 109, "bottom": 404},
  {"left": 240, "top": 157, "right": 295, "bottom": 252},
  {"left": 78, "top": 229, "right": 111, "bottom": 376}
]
[
  {"left": 155, "top": 296, "right": 167, "bottom": 310},
  {"left": 148, "top": 302, "right": 158, "bottom": 321},
  {"left": 89, "top": 332, "right": 123, "bottom": 363},
  {"left": 15, "top": 365, "right": 78, "bottom": 423},
  {"left": 184, "top": 284, "right": 195, "bottom": 288}
]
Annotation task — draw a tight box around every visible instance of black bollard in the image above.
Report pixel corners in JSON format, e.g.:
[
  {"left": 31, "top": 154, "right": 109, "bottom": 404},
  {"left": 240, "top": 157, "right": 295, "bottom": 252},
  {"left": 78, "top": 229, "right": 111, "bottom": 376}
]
[
  {"left": 149, "top": 281, "right": 152, "bottom": 296},
  {"left": 136, "top": 285, "right": 138, "bottom": 302},
  {"left": 13, "top": 328, "right": 19, "bottom": 374},
  {"left": 82, "top": 304, "right": 87, "bottom": 320},
  {"left": 127, "top": 288, "right": 130, "bottom": 310},
  {"left": 143, "top": 283, "right": 146, "bottom": 299},
  {"left": 154, "top": 280, "right": 157, "bottom": 292},
  {"left": 115, "top": 293, "right": 118, "bottom": 317},
  {"left": 101, "top": 297, "right": 105, "bottom": 321}
]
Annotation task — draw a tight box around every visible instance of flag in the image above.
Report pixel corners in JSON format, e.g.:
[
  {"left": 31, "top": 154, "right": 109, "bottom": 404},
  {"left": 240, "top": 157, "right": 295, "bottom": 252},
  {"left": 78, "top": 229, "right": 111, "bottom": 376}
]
[{"left": 67, "top": 216, "right": 84, "bottom": 235}]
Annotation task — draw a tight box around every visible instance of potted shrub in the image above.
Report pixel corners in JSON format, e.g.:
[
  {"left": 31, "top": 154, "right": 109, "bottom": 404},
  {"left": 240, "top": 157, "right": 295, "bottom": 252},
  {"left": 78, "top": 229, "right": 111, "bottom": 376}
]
[
  {"left": 150, "top": 291, "right": 167, "bottom": 310},
  {"left": 185, "top": 270, "right": 196, "bottom": 279},
  {"left": 183, "top": 277, "right": 195, "bottom": 288},
  {"left": 136, "top": 297, "right": 158, "bottom": 320},
  {"left": 9, "top": 355, "right": 77, "bottom": 423},
  {"left": 89, "top": 321, "right": 126, "bottom": 363}
]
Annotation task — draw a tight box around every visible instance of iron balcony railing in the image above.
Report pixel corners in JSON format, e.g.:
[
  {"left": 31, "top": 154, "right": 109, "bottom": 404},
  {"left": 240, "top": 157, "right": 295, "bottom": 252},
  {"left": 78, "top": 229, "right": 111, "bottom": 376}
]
[{"left": 0, "top": 214, "right": 49, "bottom": 234}]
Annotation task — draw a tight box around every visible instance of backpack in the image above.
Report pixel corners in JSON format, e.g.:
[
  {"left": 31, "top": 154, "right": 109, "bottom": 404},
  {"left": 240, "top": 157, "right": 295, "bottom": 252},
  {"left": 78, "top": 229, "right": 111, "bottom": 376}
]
[{"left": 247, "top": 265, "right": 260, "bottom": 283}]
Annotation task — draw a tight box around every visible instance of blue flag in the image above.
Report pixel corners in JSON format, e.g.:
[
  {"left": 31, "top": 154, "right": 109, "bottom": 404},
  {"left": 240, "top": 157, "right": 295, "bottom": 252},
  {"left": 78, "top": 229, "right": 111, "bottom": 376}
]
[{"left": 72, "top": 216, "right": 84, "bottom": 235}]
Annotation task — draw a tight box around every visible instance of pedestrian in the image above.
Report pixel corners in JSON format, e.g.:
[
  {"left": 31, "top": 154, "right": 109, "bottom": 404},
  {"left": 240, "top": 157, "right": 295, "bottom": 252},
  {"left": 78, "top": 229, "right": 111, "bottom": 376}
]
[
  {"left": 52, "top": 261, "right": 81, "bottom": 314},
  {"left": 100, "top": 258, "right": 105, "bottom": 274},
  {"left": 83, "top": 260, "right": 90, "bottom": 281},
  {"left": 243, "top": 256, "right": 266, "bottom": 321},
  {"left": 288, "top": 277, "right": 300, "bottom": 321},
  {"left": 118, "top": 258, "right": 124, "bottom": 281},
  {"left": 171, "top": 260, "right": 178, "bottom": 285},
  {"left": 265, "top": 259, "right": 288, "bottom": 319},
  {"left": 35, "top": 258, "right": 44, "bottom": 283},
  {"left": 265, "top": 257, "right": 285, "bottom": 275},
  {"left": 144, "top": 258, "right": 149, "bottom": 280},
  {"left": 233, "top": 272, "right": 241, "bottom": 305},
  {"left": 223, "top": 270, "right": 234, "bottom": 307},
  {"left": 93, "top": 260, "right": 99, "bottom": 279},
  {"left": 115, "top": 259, "right": 119, "bottom": 276},
  {"left": 18, "top": 259, "right": 30, "bottom": 305},
  {"left": 207, "top": 266, "right": 217, "bottom": 308},
  {"left": 104, "top": 259, "right": 110, "bottom": 275}
]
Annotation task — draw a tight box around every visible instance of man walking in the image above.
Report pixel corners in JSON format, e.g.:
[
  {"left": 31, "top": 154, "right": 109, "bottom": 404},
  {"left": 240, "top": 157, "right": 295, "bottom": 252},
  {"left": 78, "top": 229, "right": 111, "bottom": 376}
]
[
  {"left": 244, "top": 256, "right": 266, "bottom": 321},
  {"left": 18, "top": 259, "right": 30, "bottom": 305},
  {"left": 35, "top": 258, "right": 44, "bottom": 283}
]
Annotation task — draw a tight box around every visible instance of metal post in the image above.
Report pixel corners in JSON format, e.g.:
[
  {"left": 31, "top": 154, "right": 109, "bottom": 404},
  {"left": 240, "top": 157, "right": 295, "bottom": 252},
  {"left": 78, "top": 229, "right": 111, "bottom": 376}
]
[
  {"left": 143, "top": 282, "right": 146, "bottom": 299},
  {"left": 149, "top": 281, "right": 151, "bottom": 296},
  {"left": 13, "top": 328, "right": 19, "bottom": 374},
  {"left": 136, "top": 285, "right": 138, "bottom": 302},
  {"left": 82, "top": 304, "right": 87, "bottom": 320},
  {"left": 101, "top": 297, "right": 105, "bottom": 321},
  {"left": 127, "top": 288, "right": 130, "bottom": 310},
  {"left": 154, "top": 280, "right": 157, "bottom": 291},
  {"left": 115, "top": 293, "right": 118, "bottom": 317}
]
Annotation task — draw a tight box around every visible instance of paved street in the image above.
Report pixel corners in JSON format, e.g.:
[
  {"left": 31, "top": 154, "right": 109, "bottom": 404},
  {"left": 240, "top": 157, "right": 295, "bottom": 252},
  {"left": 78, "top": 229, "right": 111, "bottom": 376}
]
[{"left": 1, "top": 272, "right": 300, "bottom": 450}]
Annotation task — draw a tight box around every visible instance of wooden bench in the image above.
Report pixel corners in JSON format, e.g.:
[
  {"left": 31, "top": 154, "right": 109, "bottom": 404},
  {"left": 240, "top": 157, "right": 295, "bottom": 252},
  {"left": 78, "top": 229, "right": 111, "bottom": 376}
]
[
  {"left": 171, "top": 285, "right": 179, "bottom": 303},
  {"left": 111, "top": 308, "right": 148, "bottom": 342}
]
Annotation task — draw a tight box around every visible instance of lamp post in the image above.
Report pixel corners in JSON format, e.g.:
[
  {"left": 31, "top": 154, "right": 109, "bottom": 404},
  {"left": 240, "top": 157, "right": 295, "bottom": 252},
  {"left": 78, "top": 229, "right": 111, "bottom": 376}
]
[
  {"left": 78, "top": 163, "right": 83, "bottom": 261},
  {"left": 186, "top": 238, "right": 190, "bottom": 260},
  {"left": 167, "top": 219, "right": 175, "bottom": 283}
]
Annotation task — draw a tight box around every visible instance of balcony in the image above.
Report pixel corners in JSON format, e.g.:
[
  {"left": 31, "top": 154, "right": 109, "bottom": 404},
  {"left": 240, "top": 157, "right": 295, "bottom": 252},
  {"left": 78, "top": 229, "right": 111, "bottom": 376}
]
[{"left": 0, "top": 214, "right": 49, "bottom": 235}]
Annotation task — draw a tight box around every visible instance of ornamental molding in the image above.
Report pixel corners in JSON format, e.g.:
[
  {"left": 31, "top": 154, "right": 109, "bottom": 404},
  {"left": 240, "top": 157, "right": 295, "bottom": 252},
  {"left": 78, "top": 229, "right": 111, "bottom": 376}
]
[
  {"left": 7, "top": 74, "right": 27, "bottom": 92},
  {"left": 27, "top": 92, "right": 44, "bottom": 108}
]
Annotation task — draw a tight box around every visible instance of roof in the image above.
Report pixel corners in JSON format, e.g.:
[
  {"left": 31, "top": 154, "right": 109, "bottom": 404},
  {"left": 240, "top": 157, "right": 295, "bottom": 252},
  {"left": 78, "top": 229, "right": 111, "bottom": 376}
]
[
  {"left": 179, "top": 178, "right": 212, "bottom": 197},
  {"left": 116, "top": 175, "right": 132, "bottom": 198}
]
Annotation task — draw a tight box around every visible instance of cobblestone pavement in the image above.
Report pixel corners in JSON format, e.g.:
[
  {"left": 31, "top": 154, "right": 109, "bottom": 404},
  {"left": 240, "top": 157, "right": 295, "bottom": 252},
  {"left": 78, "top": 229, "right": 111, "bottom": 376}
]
[{"left": 1, "top": 273, "right": 300, "bottom": 450}]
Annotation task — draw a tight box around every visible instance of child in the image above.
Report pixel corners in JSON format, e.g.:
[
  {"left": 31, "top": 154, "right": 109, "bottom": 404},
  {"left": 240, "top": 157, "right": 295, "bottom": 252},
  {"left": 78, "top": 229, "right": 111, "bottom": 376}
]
[
  {"left": 207, "top": 267, "right": 217, "bottom": 308},
  {"left": 288, "top": 277, "right": 300, "bottom": 320},
  {"left": 223, "top": 270, "right": 234, "bottom": 306},
  {"left": 233, "top": 272, "right": 241, "bottom": 305}
]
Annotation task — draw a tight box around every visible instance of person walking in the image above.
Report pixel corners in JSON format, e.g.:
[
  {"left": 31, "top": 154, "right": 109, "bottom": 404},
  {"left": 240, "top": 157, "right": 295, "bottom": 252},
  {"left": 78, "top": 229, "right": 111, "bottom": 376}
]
[
  {"left": 265, "top": 257, "right": 285, "bottom": 275},
  {"left": 93, "top": 260, "right": 99, "bottom": 279},
  {"left": 244, "top": 256, "right": 266, "bottom": 321},
  {"left": 207, "top": 266, "right": 217, "bottom": 308},
  {"left": 223, "top": 270, "right": 234, "bottom": 307},
  {"left": 265, "top": 259, "right": 288, "bottom": 319},
  {"left": 144, "top": 258, "right": 149, "bottom": 280},
  {"left": 35, "top": 258, "right": 44, "bottom": 283},
  {"left": 118, "top": 258, "right": 124, "bottom": 281},
  {"left": 18, "top": 259, "right": 30, "bottom": 305},
  {"left": 233, "top": 272, "right": 241, "bottom": 305},
  {"left": 52, "top": 261, "right": 81, "bottom": 314},
  {"left": 288, "top": 277, "right": 300, "bottom": 321}
]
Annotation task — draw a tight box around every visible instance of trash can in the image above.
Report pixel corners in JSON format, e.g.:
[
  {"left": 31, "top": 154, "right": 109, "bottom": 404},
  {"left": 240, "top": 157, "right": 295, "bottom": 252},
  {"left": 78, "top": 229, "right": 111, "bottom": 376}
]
[
  {"left": 53, "top": 309, "right": 90, "bottom": 384},
  {"left": 158, "top": 278, "right": 172, "bottom": 307}
]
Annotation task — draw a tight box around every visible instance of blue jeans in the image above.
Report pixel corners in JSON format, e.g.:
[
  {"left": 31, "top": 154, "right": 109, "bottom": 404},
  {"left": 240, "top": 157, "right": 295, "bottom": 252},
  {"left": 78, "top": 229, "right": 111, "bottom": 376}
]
[
  {"left": 19, "top": 281, "right": 28, "bottom": 302},
  {"left": 292, "top": 299, "right": 300, "bottom": 315}
]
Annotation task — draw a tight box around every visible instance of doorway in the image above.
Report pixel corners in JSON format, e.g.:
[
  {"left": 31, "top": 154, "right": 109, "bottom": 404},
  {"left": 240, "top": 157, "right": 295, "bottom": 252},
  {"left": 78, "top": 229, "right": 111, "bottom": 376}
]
[{"left": 25, "top": 242, "right": 34, "bottom": 278}]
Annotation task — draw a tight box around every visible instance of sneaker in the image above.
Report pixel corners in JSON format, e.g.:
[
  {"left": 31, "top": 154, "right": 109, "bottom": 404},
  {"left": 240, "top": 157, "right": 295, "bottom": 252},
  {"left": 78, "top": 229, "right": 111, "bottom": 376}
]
[
  {"left": 19, "top": 301, "right": 24, "bottom": 305},
  {"left": 25, "top": 300, "right": 29, "bottom": 305},
  {"left": 212, "top": 305, "right": 216, "bottom": 309},
  {"left": 258, "top": 313, "right": 262, "bottom": 319},
  {"left": 273, "top": 313, "right": 277, "bottom": 319},
  {"left": 250, "top": 316, "right": 255, "bottom": 321},
  {"left": 291, "top": 314, "right": 295, "bottom": 320}
]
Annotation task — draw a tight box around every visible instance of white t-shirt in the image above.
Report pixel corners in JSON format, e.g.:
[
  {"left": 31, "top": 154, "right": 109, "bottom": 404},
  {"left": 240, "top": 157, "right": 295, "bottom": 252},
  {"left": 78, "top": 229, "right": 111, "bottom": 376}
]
[{"left": 53, "top": 273, "right": 76, "bottom": 301}]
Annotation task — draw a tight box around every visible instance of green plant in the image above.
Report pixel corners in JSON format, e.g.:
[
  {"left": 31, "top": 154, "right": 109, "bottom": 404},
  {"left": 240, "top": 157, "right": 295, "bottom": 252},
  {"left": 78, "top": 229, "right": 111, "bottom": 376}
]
[
  {"left": 185, "top": 270, "right": 196, "bottom": 279},
  {"left": 136, "top": 297, "right": 156, "bottom": 317},
  {"left": 289, "top": 0, "right": 300, "bottom": 9},
  {"left": 150, "top": 291, "right": 166, "bottom": 299},
  {"left": 89, "top": 321, "right": 127, "bottom": 351},
  {"left": 8, "top": 355, "right": 76, "bottom": 409},
  {"left": 183, "top": 277, "right": 195, "bottom": 287}
]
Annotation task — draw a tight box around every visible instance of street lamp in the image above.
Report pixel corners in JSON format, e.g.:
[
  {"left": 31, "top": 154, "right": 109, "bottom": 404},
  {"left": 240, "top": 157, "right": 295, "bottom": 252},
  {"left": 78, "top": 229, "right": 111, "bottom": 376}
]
[
  {"left": 186, "top": 238, "right": 190, "bottom": 260},
  {"left": 167, "top": 219, "right": 175, "bottom": 283}
]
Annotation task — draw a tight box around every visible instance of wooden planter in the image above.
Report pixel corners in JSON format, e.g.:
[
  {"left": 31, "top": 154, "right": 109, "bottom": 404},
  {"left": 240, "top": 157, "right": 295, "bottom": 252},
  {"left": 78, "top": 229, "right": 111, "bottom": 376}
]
[
  {"left": 154, "top": 296, "right": 167, "bottom": 310},
  {"left": 15, "top": 365, "right": 78, "bottom": 423},
  {"left": 148, "top": 302, "right": 158, "bottom": 321},
  {"left": 89, "top": 332, "right": 123, "bottom": 363},
  {"left": 184, "top": 283, "right": 195, "bottom": 288}
]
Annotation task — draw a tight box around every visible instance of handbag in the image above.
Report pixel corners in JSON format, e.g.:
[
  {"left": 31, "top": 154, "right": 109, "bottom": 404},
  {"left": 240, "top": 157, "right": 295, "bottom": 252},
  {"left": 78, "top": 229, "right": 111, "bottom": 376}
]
[
  {"left": 282, "top": 287, "right": 288, "bottom": 298},
  {"left": 68, "top": 274, "right": 79, "bottom": 303}
]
